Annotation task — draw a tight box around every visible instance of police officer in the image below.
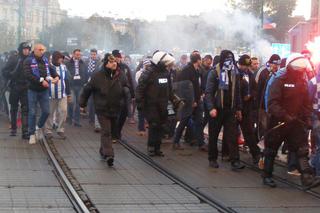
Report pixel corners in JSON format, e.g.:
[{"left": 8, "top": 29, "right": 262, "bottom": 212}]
[
  {"left": 263, "top": 53, "right": 320, "bottom": 189},
  {"left": 136, "top": 51, "right": 182, "bottom": 156},
  {"left": 1, "top": 42, "right": 31, "bottom": 139}
]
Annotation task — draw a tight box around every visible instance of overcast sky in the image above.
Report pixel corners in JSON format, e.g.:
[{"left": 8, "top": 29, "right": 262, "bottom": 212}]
[{"left": 58, "top": 0, "right": 311, "bottom": 21}]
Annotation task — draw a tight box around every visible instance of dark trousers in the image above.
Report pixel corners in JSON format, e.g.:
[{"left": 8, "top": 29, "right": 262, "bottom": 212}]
[
  {"left": 239, "top": 111, "right": 261, "bottom": 158},
  {"left": 208, "top": 108, "right": 240, "bottom": 162},
  {"left": 137, "top": 110, "right": 145, "bottom": 132},
  {"left": 97, "top": 114, "right": 115, "bottom": 157},
  {"left": 9, "top": 89, "right": 28, "bottom": 134},
  {"left": 115, "top": 104, "right": 128, "bottom": 140},
  {"left": 148, "top": 121, "right": 164, "bottom": 151},
  {"left": 264, "top": 120, "right": 310, "bottom": 177}
]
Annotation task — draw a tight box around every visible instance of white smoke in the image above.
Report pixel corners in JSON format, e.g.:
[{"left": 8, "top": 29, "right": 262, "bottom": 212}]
[{"left": 138, "top": 7, "right": 272, "bottom": 62}]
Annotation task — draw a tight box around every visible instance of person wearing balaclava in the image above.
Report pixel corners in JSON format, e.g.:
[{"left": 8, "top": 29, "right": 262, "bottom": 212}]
[
  {"left": 263, "top": 53, "right": 320, "bottom": 189},
  {"left": 135, "top": 51, "right": 183, "bottom": 157},
  {"left": 1, "top": 42, "right": 31, "bottom": 139},
  {"left": 80, "top": 53, "right": 129, "bottom": 167},
  {"left": 205, "top": 50, "right": 245, "bottom": 170}
]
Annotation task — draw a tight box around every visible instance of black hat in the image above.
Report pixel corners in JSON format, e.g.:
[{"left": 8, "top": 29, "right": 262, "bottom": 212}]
[
  {"left": 238, "top": 54, "right": 251, "bottom": 66},
  {"left": 103, "top": 53, "right": 116, "bottom": 64},
  {"left": 268, "top": 54, "right": 281, "bottom": 65},
  {"left": 112, "top": 49, "right": 122, "bottom": 58},
  {"left": 18, "top": 42, "right": 31, "bottom": 53}
]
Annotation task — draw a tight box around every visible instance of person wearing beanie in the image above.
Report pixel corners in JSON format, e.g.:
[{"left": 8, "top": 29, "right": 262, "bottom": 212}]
[
  {"left": 262, "top": 53, "right": 320, "bottom": 189},
  {"left": 44, "top": 51, "right": 71, "bottom": 140},
  {"left": 79, "top": 53, "right": 130, "bottom": 167},
  {"left": 238, "top": 55, "right": 261, "bottom": 165},
  {"left": 1, "top": 42, "right": 32, "bottom": 139},
  {"left": 255, "top": 54, "right": 281, "bottom": 140},
  {"left": 111, "top": 49, "right": 135, "bottom": 142}
]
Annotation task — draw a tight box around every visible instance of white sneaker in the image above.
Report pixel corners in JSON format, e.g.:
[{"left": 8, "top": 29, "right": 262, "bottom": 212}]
[
  {"left": 35, "top": 126, "right": 43, "bottom": 141},
  {"left": 288, "top": 169, "right": 301, "bottom": 176},
  {"left": 29, "top": 135, "right": 36, "bottom": 144}
]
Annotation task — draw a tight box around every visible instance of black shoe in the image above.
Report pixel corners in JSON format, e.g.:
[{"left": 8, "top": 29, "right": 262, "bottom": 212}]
[
  {"left": 155, "top": 150, "right": 164, "bottom": 157},
  {"left": 231, "top": 161, "right": 245, "bottom": 170},
  {"left": 209, "top": 160, "right": 219, "bottom": 168},
  {"left": 263, "top": 177, "right": 277, "bottom": 188},
  {"left": 22, "top": 134, "right": 29, "bottom": 140},
  {"left": 107, "top": 157, "right": 114, "bottom": 167},
  {"left": 10, "top": 129, "right": 17, "bottom": 136},
  {"left": 302, "top": 174, "right": 320, "bottom": 190},
  {"left": 148, "top": 150, "right": 156, "bottom": 157}
]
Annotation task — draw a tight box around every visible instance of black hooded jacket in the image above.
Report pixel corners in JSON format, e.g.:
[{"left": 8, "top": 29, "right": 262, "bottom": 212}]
[
  {"left": 1, "top": 44, "right": 29, "bottom": 91},
  {"left": 205, "top": 50, "right": 242, "bottom": 111}
]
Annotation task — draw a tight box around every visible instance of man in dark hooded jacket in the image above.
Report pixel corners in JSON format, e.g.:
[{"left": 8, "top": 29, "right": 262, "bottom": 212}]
[
  {"left": 80, "top": 53, "right": 129, "bottom": 167},
  {"left": 205, "top": 50, "right": 245, "bottom": 170},
  {"left": 1, "top": 42, "right": 31, "bottom": 139}
]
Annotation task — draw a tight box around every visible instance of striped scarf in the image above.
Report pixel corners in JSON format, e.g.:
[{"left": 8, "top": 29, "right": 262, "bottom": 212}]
[{"left": 49, "top": 64, "right": 67, "bottom": 99}]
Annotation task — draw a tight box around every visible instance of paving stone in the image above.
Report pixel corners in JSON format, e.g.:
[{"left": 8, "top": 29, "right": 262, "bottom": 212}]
[
  {"left": 83, "top": 185, "right": 200, "bottom": 205},
  {"left": 0, "top": 208, "right": 75, "bottom": 213}
]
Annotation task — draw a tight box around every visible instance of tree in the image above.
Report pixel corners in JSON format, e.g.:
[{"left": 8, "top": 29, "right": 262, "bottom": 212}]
[
  {"left": 0, "top": 21, "right": 16, "bottom": 52},
  {"left": 230, "top": 0, "right": 298, "bottom": 42}
]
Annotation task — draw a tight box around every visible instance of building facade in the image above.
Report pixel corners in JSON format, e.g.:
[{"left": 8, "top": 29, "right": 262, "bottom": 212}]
[{"left": 0, "top": 0, "right": 67, "bottom": 43}]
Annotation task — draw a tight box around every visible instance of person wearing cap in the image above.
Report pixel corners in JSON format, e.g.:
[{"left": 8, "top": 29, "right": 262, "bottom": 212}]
[
  {"left": 65, "top": 49, "right": 87, "bottom": 127},
  {"left": 44, "top": 51, "right": 71, "bottom": 140},
  {"left": 112, "top": 50, "right": 135, "bottom": 142},
  {"left": 238, "top": 54, "right": 261, "bottom": 165},
  {"left": 205, "top": 50, "right": 244, "bottom": 170},
  {"left": 1, "top": 42, "right": 31, "bottom": 139},
  {"left": 136, "top": 51, "right": 182, "bottom": 156},
  {"left": 79, "top": 53, "right": 130, "bottom": 167},
  {"left": 24, "top": 44, "right": 60, "bottom": 145},
  {"left": 262, "top": 53, "right": 320, "bottom": 189}
]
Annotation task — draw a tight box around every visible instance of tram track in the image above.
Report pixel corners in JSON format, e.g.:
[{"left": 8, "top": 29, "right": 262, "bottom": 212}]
[
  {"left": 118, "top": 139, "right": 238, "bottom": 213},
  {"left": 40, "top": 137, "right": 98, "bottom": 213}
]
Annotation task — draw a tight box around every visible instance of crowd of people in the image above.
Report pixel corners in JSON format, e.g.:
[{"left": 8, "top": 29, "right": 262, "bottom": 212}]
[{"left": 0, "top": 42, "right": 319, "bottom": 189}]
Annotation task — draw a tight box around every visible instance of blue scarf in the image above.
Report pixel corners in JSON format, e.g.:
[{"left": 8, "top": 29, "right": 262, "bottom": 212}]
[
  {"left": 30, "top": 54, "right": 50, "bottom": 78},
  {"left": 219, "top": 59, "right": 235, "bottom": 90}
]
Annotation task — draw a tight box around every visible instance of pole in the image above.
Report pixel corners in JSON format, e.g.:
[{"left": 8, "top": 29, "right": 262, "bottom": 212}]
[
  {"left": 17, "top": 0, "right": 23, "bottom": 45},
  {"left": 261, "top": 0, "right": 264, "bottom": 28}
]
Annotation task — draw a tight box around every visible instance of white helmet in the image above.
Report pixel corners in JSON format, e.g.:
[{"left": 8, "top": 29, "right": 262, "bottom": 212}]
[
  {"left": 152, "top": 51, "right": 175, "bottom": 67},
  {"left": 286, "top": 53, "right": 311, "bottom": 71}
]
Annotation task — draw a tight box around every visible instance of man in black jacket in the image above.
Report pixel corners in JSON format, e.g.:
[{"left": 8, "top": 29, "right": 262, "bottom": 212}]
[
  {"left": 24, "top": 44, "right": 59, "bottom": 144},
  {"left": 238, "top": 55, "right": 261, "bottom": 164},
  {"left": 174, "top": 53, "right": 207, "bottom": 150},
  {"left": 205, "top": 50, "right": 245, "bottom": 170},
  {"left": 80, "top": 53, "right": 129, "bottom": 167},
  {"left": 136, "top": 51, "right": 182, "bottom": 156},
  {"left": 1, "top": 42, "right": 31, "bottom": 138},
  {"left": 65, "top": 49, "right": 87, "bottom": 127},
  {"left": 262, "top": 53, "right": 320, "bottom": 189}
]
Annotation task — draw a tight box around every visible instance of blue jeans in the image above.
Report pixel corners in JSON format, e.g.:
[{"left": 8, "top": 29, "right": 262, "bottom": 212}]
[
  {"left": 68, "top": 87, "right": 81, "bottom": 125},
  {"left": 311, "top": 113, "right": 320, "bottom": 176},
  {"left": 137, "top": 110, "right": 145, "bottom": 131},
  {"left": 174, "top": 104, "right": 205, "bottom": 146},
  {"left": 28, "top": 89, "right": 50, "bottom": 135}
]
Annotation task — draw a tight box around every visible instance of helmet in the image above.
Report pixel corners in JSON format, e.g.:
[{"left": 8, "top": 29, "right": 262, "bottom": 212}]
[
  {"left": 152, "top": 51, "right": 175, "bottom": 67},
  {"left": 286, "top": 53, "right": 311, "bottom": 71}
]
